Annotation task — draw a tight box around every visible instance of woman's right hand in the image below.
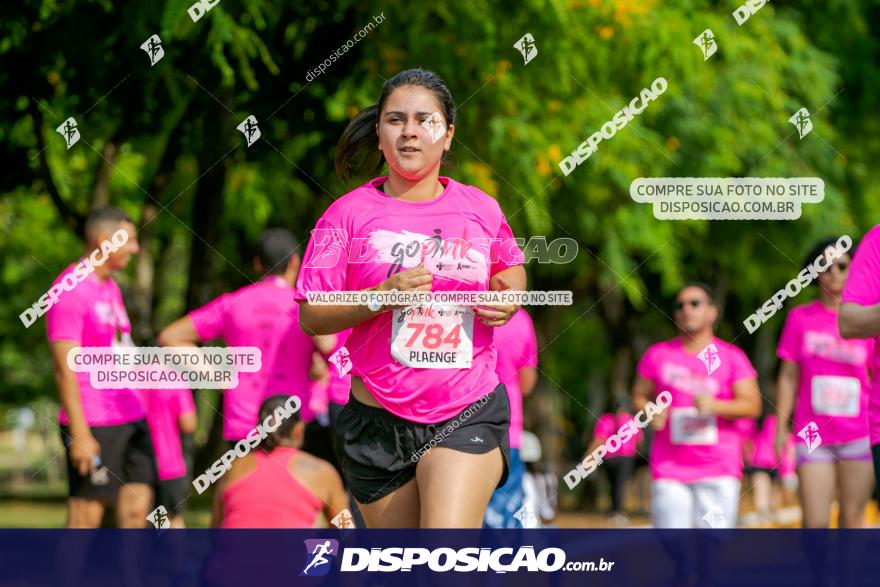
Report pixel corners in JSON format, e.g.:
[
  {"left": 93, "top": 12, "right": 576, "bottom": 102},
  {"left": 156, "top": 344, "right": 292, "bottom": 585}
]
[{"left": 376, "top": 266, "right": 433, "bottom": 311}]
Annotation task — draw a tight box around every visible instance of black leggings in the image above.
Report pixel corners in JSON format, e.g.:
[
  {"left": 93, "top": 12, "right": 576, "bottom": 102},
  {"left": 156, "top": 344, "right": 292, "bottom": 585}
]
[{"left": 605, "top": 456, "right": 636, "bottom": 514}]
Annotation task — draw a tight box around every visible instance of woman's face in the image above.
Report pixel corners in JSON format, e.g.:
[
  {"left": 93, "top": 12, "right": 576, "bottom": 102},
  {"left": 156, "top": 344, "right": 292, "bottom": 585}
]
[
  {"left": 817, "top": 247, "right": 850, "bottom": 295},
  {"left": 376, "top": 85, "right": 454, "bottom": 181}
]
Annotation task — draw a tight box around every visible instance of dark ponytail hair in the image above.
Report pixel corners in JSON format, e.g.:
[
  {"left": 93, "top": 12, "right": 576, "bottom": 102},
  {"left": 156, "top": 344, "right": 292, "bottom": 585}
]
[
  {"left": 335, "top": 68, "right": 456, "bottom": 182},
  {"left": 258, "top": 394, "right": 301, "bottom": 452}
]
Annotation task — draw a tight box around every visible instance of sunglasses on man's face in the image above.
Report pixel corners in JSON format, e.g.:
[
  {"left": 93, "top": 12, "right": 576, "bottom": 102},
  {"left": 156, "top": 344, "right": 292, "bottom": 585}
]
[
  {"left": 829, "top": 260, "right": 849, "bottom": 272},
  {"left": 674, "top": 299, "right": 706, "bottom": 311}
]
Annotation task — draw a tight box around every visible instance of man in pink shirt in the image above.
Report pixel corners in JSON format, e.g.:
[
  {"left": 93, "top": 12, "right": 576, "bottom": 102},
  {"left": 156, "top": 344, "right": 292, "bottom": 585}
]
[
  {"left": 158, "top": 229, "right": 334, "bottom": 445},
  {"left": 483, "top": 308, "right": 538, "bottom": 528},
  {"left": 46, "top": 207, "right": 155, "bottom": 528},
  {"left": 144, "top": 388, "right": 197, "bottom": 527},
  {"left": 839, "top": 225, "right": 880, "bottom": 489},
  {"left": 632, "top": 283, "right": 761, "bottom": 528}
]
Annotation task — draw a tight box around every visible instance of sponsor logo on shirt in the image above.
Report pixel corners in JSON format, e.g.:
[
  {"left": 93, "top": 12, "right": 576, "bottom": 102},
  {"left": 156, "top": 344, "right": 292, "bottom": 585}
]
[{"left": 803, "top": 330, "right": 868, "bottom": 365}]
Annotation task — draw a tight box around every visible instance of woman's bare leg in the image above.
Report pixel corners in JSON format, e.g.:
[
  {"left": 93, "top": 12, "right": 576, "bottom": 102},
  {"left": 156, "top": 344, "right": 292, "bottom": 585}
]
[
  {"left": 836, "top": 460, "right": 874, "bottom": 528},
  {"left": 355, "top": 477, "right": 421, "bottom": 528},
  {"left": 417, "top": 447, "right": 503, "bottom": 528},
  {"left": 798, "top": 463, "right": 836, "bottom": 528}
]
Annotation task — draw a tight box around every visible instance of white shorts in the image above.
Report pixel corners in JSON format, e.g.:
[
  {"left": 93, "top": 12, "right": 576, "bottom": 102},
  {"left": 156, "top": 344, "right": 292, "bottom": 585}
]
[{"left": 651, "top": 477, "right": 740, "bottom": 528}]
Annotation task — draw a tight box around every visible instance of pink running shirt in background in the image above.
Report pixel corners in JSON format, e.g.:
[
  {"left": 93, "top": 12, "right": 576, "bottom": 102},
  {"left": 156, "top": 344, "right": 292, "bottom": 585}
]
[
  {"left": 841, "top": 225, "right": 880, "bottom": 446},
  {"left": 46, "top": 263, "right": 145, "bottom": 426},
  {"left": 776, "top": 300, "right": 872, "bottom": 445},
  {"left": 144, "top": 388, "right": 195, "bottom": 480},
  {"left": 637, "top": 337, "right": 758, "bottom": 482},
  {"left": 593, "top": 413, "right": 642, "bottom": 458},
  {"left": 493, "top": 308, "right": 538, "bottom": 449},
  {"left": 295, "top": 176, "right": 525, "bottom": 424},
  {"left": 189, "top": 275, "right": 318, "bottom": 440}
]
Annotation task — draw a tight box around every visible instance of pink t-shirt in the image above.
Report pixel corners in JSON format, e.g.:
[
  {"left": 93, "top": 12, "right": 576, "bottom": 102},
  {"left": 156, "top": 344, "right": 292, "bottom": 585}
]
[
  {"left": 294, "top": 176, "right": 525, "bottom": 423},
  {"left": 841, "top": 225, "right": 880, "bottom": 446},
  {"left": 637, "top": 337, "right": 758, "bottom": 482},
  {"left": 594, "top": 413, "right": 642, "bottom": 458},
  {"left": 189, "top": 275, "right": 318, "bottom": 440},
  {"left": 494, "top": 308, "right": 538, "bottom": 448},
  {"left": 326, "top": 329, "right": 352, "bottom": 405},
  {"left": 46, "top": 264, "right": 145, "bottom": 426},
  {"left": 742, "top": 415, "right": 794, "bottom": 471},
  {"left": 144, "top": 388, "right": 195, "bottom": 480},
  {"left": 777, "top": 300, "right": 872, "bottom": 445}
]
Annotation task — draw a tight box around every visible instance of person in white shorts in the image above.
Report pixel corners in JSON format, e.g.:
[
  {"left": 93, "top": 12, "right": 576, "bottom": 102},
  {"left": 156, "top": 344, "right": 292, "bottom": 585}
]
[{"left": 632, "top": 283, "right": 761, "bottom": 528}]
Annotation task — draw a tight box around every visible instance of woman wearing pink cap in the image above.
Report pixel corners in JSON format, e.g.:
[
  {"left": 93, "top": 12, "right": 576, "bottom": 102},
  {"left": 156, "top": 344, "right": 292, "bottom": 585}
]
[{"left": 296, "top": 68, "right": 526, "bottom": 528}]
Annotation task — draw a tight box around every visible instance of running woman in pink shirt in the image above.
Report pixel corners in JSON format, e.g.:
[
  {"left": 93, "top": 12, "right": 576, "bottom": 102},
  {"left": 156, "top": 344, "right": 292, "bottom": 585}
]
[
  {"left": 632, "top": 283, "right": 761, "bottom": 528},
  {"left": 296, "top": 68, "right": 527, "bottom": 528},
  {"left": 484, "top": 308, "right": 538, "bottom": 528},
  {"left": 144, "top": 388, "right": 197, "bottom": 528},
  {"left": 777, "top": 237, "right": 874, "bottom": 527},
  {"left": 840, "top": 226, "right": 880, "bottom": 491},
  {"left": 158, "top": 229, "right": 334, "bottom": 444},
  {"left": 46, "top": 207, "right": 155, "bottom": 528},
  {"left": 211, "top": 395, "right": 349, "bottom": 528}
]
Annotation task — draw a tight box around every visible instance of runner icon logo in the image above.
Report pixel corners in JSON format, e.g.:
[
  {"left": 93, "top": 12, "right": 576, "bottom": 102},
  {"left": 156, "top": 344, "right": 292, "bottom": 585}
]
[
  {"left": 470, "top": 436, "right": 484, "bottom": 444},
  {"left": 301, "top": 539, "right": 339, "bottom": 577},
  {"left": 797, "top": 421, "right": 822, "bottom": 453},
  {"left": 147, "top": 505, "right": 171, "bottom": 529},
  {"left": 56, "top": 117, "right": 80, "bottom": 149},
  {"left": 237, "top": 115, "right": 261, "bottom": 147},
  {"left": 789, "top": 108, "right": 813, "bottom": 139},
  {"left": 140, "top": 34, "right": 164, "bottom": 67},
  {"left": 697, "top": 343, "right": 721, "bottom": 375},
  {"left": 329, "top": 346, "right": 352, "bottom": 377},
  {"left": 702, "top": 504, "right": 726, "bottom": 529},
  {"left": 330, "top": 509, "right": 355, "bottom": 529},
  {"left": 514, "top": 504, "right": 539, "bottom": 528},
  {"left": 694, "top": 29, "right": 717, "bottom": 60},
  {"left": 421, "top": 112, "right": 446, "bottom": 144},
  {"left": 514, "top": 33, "right": 538, "bottom": 65}
]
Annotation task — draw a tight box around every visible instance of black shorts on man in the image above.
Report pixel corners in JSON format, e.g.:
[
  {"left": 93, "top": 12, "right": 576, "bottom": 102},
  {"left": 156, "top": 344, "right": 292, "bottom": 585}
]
[
  {"left": 60, "top": 419, "right": 157, "bottom": 500},
  {"left": 334, "top": 384, "right": 510, "bottom": 504}
]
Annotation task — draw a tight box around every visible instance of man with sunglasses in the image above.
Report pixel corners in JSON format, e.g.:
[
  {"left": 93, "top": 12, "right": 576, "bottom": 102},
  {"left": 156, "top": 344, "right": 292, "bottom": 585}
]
[
  {"left": 778, "top": 238, "right": 874, "bottom": 527},
  {"left": 632, "top": 283, "right": 761, "bottom": 528},
  {"left": 839, "top": 229, "right": 880, "bottom": 492}
]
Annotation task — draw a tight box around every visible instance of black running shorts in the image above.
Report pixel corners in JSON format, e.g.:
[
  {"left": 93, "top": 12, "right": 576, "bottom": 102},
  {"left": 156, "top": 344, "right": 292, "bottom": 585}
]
[
  {"left": 156, "top": 476, "right": 188, "bottom": 514},
  {"left": 60, "top": 418, "right": 157, "bottom": 501},
  {"left": 334, "top": 384, "right": 510, "bottom": 504}
]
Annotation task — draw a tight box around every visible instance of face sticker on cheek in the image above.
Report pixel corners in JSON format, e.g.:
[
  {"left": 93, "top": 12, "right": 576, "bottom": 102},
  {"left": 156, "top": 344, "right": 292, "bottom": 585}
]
[{"left": 421, "top": 112, "right": 446, "bottom": 144}]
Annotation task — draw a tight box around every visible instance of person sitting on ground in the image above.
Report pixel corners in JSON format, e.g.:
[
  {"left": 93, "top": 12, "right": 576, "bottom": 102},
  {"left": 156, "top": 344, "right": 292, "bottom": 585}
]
[{"left": 211, "top": 394, "right": 350, "bottom": 528}]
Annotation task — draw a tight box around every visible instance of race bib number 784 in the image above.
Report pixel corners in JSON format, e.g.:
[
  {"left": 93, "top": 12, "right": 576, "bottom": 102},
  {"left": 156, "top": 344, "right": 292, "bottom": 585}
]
[{"left": 391, "top": 304, "right": 474, "bottom": 369}]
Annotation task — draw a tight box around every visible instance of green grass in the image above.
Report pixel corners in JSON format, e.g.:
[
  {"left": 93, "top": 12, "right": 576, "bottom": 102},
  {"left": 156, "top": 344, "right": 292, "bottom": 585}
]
[{"left": 0, "top": 498, "right": 213, "bottom": 528}]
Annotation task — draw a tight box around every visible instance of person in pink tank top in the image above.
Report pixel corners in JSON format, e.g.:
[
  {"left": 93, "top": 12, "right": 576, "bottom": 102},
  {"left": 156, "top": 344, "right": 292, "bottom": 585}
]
[
  {"left": 45, "top": 208, "right": 156, "bottom": 528},
  {"left": 632, "top": 283, "right": 761, "bottom": 528},
  {"left": 296, "top": 69, "right": 527, "bottom": 528},
  {"left": 839, "top": 226, "right": 880, "bottom": 492},
  {"left": 212, "top": 395, "right": 349, "bottom": 528},
  {"left": 158, "top": 229, "right": 335, "bottom": 445},
  {"left": 780, "top": 237, "right": 874, "bottom": 527},
  {"left": 587, "top": 399, "right": 644, "bottom": 523}
]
